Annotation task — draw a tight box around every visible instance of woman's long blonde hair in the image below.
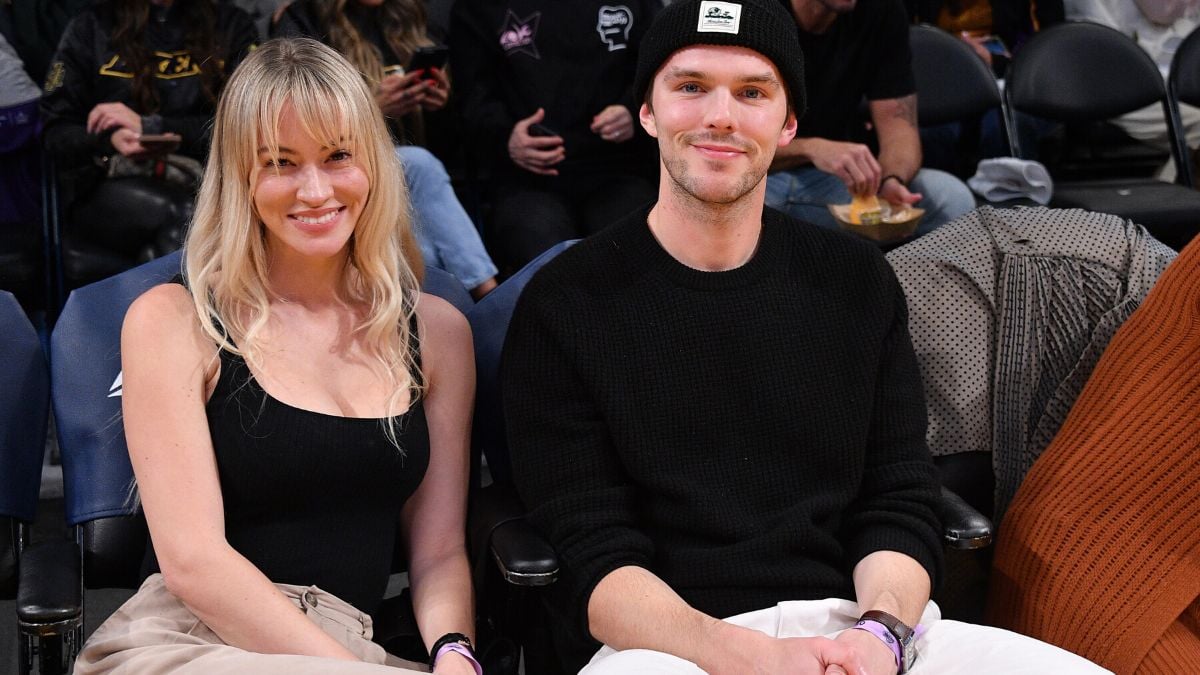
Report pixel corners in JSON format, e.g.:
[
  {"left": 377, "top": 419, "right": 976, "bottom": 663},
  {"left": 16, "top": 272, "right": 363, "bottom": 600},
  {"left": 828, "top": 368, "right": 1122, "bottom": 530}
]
[{"left": 184, "top": 37, "right": 426, "bottom": 439}]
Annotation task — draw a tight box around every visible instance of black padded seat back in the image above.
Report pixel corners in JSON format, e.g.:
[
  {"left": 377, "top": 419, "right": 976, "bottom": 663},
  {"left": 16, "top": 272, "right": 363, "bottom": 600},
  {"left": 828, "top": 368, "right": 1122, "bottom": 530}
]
[
  {"left": 910, "top": 24, "right": 1002, "bottom": 126},
  {"left": 82, "top": 514, "right": 148, "bottom": 590},
  {"left": 1170, "top": 26, "right": 1200, "bottom": 107},
  {"left": 1007, "top": 21, "right": 1166, "bottom": 123}
]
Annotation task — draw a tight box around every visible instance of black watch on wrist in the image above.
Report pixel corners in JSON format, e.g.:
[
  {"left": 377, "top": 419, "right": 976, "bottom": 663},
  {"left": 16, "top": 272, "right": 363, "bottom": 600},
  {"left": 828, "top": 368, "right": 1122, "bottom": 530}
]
[
  {"left": 429, "top": 632, "right": 474, "bottom": 663},
  {"left": 860, "top": 610, "right": 918, "bottom": 673}
]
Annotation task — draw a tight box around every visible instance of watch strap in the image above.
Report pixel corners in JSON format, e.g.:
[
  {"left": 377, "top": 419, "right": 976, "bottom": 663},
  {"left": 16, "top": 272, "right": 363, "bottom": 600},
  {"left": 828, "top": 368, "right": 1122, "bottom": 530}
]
[{"left": 859, "top": 609, "right": 914, "bottom": 643}]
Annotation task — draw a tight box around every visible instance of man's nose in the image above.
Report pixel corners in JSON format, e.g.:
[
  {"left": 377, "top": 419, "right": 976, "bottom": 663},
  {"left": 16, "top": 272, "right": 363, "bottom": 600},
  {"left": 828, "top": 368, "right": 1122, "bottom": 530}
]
[{"left": 704, "top": 88, "right": 736, "bottom": 131}]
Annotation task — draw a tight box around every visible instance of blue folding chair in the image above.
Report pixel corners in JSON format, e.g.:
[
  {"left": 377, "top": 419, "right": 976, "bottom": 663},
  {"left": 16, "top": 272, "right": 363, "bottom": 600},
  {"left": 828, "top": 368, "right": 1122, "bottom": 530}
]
[
  {"left": 465, "top": 240, "right": 573, "bottom": 675},
  {"left": 1, "top": 291, "right": 51, "bottom": 675}
]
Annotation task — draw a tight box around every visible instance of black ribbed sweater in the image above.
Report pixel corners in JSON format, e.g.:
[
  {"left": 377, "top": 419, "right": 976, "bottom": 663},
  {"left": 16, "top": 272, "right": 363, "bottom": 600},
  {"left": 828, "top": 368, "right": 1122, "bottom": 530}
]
[{"left": 502, "top": 206, "right": 943, "bottom": 662}]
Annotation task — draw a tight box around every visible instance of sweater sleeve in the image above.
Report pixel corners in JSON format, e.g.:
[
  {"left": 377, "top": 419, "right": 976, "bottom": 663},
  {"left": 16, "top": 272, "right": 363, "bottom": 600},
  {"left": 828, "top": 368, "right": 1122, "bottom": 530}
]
[
  {"left": 501, "top": 276, "right": 656, "bottom": 641},
  {"left": 449, "top": 0, "right": 517, "bottom": 166},
  {"left": 841, "top": 258, "right": 944, "bottom": 589}
]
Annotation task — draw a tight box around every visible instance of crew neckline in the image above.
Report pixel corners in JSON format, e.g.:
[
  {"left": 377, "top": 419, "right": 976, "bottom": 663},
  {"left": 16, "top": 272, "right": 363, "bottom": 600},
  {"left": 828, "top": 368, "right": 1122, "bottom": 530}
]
[{"left": 622, "top": 204, "right": 782, "bottom": 291}]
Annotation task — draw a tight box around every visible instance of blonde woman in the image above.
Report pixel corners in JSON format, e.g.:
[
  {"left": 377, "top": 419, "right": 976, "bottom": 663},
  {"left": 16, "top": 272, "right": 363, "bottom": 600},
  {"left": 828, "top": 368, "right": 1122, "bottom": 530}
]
[
  {"left": 74, "top": 38, "right": 480, "bottom": 675},
  {"left": 273, "top": 0, "right": 499, "bottom": 299}
]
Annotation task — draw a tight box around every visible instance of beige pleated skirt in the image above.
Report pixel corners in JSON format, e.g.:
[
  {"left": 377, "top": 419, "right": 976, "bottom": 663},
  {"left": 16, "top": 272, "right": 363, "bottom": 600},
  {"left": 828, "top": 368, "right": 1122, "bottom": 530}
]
[{"left": 75, "top": 574, "right": 431, "bottom": 674}]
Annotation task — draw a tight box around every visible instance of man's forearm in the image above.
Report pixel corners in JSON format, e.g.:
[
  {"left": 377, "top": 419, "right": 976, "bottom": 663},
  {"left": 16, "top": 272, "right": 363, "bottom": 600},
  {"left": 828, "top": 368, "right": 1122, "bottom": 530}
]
[
  {"left": 870, "top": 94, "right": 922, "bottom": 184},
  {"left": 851, "top": 550, "right": 931, "bottom": 627},
  {"left": 876, "top": 146, "right": 921, "bottom": 186},
  {"left": 588, "top": 565, "right": 769, "bottom": 674}
]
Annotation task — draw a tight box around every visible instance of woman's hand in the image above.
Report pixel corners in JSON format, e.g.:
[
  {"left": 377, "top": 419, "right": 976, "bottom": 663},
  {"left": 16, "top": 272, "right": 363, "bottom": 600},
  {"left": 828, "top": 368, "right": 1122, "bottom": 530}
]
[
  {"left": 377, "top": 71, "right": 427, "bottom": 118},
  {"left": 88, "top": 101, "right": 142, "bottom": 134},
  {"left": 419, "top": 67, "right": 450, "bottom": 112},
  {"left": 110, "top": 127, "right": 149, "bottom": 158},
  {"left": 590, "top": 104, "right": 634, "bottom": 143}
]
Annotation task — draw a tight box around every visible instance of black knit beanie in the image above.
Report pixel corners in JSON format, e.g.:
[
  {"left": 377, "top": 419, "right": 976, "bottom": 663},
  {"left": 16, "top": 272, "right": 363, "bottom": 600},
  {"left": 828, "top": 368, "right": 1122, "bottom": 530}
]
[{"left": 634, "top": 0, "right": 806, "bottom": 117}]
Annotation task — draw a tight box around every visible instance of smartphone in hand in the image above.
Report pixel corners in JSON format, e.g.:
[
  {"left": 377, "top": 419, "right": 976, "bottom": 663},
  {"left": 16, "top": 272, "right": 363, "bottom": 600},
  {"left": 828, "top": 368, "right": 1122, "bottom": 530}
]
[
  {"left": 981, "top": 35, "right": 1010, "bottom": 57},
  {"left": 138, "top": 132, "right": 182, "bottom": 155},
  {"left": 408, "top": 45, "right": 450, "bottom": 84},
  {"left": 529, "top": 123, "right": 559, "bottom": 138}
]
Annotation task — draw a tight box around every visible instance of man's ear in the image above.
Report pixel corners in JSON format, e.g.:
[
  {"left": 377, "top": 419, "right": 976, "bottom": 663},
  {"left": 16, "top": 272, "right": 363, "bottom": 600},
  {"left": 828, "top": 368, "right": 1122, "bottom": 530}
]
[
  {"left": 639, "top": 102, "right": 659, "bottom": 139},
  {"left": 777, "top": 111, "right": 798, "bottom": 148}
]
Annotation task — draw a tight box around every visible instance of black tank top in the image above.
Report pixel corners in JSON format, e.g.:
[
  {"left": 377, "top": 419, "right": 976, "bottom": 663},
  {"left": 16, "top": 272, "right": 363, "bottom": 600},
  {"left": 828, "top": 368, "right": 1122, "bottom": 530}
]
[{"left": 147, "top": 284, "right": 430, "bottom": 617}]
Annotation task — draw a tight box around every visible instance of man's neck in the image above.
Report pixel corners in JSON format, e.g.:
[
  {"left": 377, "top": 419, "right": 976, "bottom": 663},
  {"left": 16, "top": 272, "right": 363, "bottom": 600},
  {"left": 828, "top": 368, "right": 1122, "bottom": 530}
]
[
  {"left": 647, "top": 187, "right": 765, "bottom": 273},
  {"left": 791, "top": 0, "right": 837, "bottom": 33}
]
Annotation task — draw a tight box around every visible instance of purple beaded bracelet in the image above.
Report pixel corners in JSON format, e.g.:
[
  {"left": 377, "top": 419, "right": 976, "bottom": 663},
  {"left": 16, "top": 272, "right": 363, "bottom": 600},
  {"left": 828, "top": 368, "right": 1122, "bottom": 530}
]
[{"left": 852, "top": 618, "right": 902, "bottom": 670}]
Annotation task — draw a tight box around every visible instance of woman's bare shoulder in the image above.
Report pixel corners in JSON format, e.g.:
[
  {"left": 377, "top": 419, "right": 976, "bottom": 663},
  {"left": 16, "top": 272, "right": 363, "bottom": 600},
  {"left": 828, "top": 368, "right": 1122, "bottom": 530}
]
[
  {"left": 414, "top": 291, "right": 471, "bottom": 338},
  {"left": 414, "top": 291, "right": 473, "bottom": 371},
  {"left": 122, "top": 283, "right": 215, "bottom": 364}
]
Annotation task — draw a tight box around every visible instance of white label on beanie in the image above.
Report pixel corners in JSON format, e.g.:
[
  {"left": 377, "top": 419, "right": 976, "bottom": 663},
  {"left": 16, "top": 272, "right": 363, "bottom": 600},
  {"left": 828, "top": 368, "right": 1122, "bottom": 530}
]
[{"left": 697, "top": 1, "right": 741, "bottom": 34}]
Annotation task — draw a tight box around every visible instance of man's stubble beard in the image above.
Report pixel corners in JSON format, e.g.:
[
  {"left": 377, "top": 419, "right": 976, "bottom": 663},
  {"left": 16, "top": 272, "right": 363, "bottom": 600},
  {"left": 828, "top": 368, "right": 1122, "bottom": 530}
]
[{"left": 661, "top": 138, "right": 765, "bottom": 207}]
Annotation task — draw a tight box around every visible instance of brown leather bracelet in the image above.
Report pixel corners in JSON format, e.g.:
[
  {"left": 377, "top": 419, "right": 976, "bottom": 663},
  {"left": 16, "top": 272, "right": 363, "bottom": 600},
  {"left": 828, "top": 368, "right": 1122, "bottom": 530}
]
[{"left": 881, "top": 174, "right": 907, "bottom": 188}]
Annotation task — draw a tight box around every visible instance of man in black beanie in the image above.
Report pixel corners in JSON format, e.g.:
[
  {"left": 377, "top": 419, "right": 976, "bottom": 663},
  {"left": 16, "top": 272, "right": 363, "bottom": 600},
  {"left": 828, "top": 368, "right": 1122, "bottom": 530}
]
[{"left": 502, "top": 1, "right": 1111, "bottom": 673}]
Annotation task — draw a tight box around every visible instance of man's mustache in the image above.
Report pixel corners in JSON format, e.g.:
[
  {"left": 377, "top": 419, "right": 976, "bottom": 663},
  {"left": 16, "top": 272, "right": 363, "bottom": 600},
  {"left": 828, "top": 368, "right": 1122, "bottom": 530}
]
[{"left": 682, "top": 133, "right": 753, "bottom": 153}]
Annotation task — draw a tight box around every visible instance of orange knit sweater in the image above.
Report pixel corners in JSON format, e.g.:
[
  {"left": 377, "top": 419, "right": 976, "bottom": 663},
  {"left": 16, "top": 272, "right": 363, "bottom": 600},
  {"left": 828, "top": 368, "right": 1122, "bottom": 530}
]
[{"left": 987, "top": 236, "right": 1200, "bottom": 674}]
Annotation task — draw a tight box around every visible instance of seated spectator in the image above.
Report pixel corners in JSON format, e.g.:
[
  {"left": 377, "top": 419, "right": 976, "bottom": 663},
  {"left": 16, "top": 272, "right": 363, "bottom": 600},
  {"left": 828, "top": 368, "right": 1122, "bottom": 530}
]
[
  {"left": 502, "top": 2, "right": 1112, "bottom": 673},
  {"left": 988, "top": 234, "right": 1200, "bottom": 672},
  {"left": 273, "top": 0, "right": 499, "bottom": 298},
  {"left": 905, "top": 0, "right": 1063, "bottom": 171},
  {"left": 40, "top": 0, "right": 256, "bottom": 281},
  {"left": 450, "top": 0, "right": 659, "bottom": 272},
  {"left": 73, "top": 38, "right": 479, "bottom": 674},
  {"left": 1066, "top": 0, "right": 1200, "bottom": 184},
  {"left": 0, "top": 32, "right": 45, "bottom": 307},
  {"left": 766, "top": 0, "right": 976, "bottom": 236}
]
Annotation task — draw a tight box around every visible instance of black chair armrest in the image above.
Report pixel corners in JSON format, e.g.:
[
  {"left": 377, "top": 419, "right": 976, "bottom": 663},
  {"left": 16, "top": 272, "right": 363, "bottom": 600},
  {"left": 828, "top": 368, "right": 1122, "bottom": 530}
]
[
  {"left": 938, "top": 486, "right": 994, "bottom": 550},
  {"left": 469, "top": 484, "right": 558, "bottom": 587},
  {"left": 17, "top": 539, "right": 82, "bottom": 631}
]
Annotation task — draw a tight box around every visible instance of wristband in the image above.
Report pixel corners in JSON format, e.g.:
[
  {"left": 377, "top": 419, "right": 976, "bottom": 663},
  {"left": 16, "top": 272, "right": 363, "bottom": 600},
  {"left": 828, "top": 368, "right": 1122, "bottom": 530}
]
[
  {"left": 881, "top": 174, "right": 906, "bottom": 188},
  {"left": 852, "top": 618, "right": 902, "bottom": 671},
  {"left": 434, "top": 642, "right": 483, "bottom": 675}
]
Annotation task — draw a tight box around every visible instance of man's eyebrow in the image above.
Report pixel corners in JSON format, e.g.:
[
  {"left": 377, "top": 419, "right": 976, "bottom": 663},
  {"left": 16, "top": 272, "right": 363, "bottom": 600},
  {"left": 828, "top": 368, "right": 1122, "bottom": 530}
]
[
  {"left": 740, "top": 73, "right": 782, "bottom": 87},
  {"left": 662, "top": 68, "right": 782, "bottom": 87},
  {"left": 662, "top": 68, "right": 707, "bottom": 81}
]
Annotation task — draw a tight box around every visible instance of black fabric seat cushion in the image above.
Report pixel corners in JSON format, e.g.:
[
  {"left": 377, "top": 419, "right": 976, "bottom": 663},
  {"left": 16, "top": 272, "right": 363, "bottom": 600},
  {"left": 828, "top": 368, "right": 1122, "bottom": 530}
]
[{"left": 1051, "top": 178, "right": 1200, "bottom": 242}]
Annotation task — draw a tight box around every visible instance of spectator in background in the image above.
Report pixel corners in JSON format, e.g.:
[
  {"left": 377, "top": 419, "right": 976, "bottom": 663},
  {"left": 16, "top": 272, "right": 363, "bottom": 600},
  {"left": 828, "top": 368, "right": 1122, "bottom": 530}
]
[
  {"left": 0, "top": 31, "right": 45, "bottom": 307},
  {"left": 766, "top": 0, "right": 976, "bottom": 236},
  {"left": 41, "top": 0, "right": 256, "bottom": 279},
  {"left": 907, "top": 0, "right": 1063, "bottom": 77},
  {"left": 274, "top": 0, "right": 499, "bottom": 298},
  {"left": 1066, "top": 0, "right": 1200, "bottom": 183},
  {"left": 450, "top": 0, "right": 659, "bottom": 272},
  {"left": 905, "top": 0, "right": 1063, "bottom": 172}
]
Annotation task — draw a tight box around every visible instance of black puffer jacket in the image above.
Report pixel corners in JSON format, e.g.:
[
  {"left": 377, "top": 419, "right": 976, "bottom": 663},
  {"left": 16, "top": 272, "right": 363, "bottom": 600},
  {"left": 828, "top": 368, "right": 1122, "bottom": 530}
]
[{"left": 41, "top": 0, "right": 256, "bottom": 167}]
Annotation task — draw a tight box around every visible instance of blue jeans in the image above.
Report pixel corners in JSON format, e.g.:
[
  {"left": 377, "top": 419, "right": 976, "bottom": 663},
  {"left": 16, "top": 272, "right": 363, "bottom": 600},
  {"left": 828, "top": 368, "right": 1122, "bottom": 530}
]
[
  {"left": 396, "top": 146, "right": 498, "bottom": 290},
  {"left": 765, "top": 166, "right": 976, "bottom": 237}
]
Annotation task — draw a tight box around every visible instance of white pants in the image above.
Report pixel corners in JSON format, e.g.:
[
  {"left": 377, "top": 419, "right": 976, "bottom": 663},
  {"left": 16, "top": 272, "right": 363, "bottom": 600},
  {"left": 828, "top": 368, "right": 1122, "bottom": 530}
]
[{"left": 580, "top": 598, "right": 1110, "bottom": 674}]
